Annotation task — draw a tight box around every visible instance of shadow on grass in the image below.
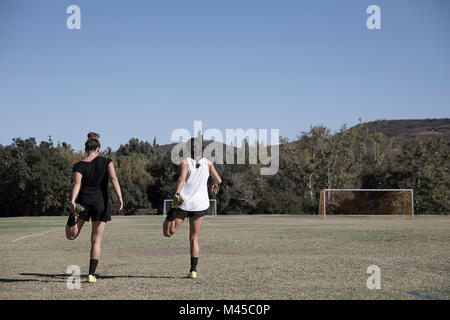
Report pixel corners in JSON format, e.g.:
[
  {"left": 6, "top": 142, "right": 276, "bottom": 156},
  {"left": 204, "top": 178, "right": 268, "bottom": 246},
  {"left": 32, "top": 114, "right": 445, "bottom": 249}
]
[
  {"left": 0, "top": 278, "right": 53, "bottom": 283},
  {"left": 17, "top": 272, "right": 187, "bottom": 281}
]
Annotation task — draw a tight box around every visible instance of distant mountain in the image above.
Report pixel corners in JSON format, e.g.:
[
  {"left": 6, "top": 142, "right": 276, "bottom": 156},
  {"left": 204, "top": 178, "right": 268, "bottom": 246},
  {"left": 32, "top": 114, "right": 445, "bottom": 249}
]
[
  {"left": 351, "top": 118, "right": 450, "bottom": 145},
  {"left": 154, "top": 119, "right": 450, "bottom": 155}
]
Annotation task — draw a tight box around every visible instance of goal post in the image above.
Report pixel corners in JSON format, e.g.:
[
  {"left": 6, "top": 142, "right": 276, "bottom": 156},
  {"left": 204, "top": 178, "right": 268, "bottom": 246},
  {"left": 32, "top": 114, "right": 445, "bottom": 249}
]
[
  {"left": 163, "top": 199, "right": 217, "bottom": 217},
  {"left": 318, "top": 189, "right": 414, "bottom": 220}
]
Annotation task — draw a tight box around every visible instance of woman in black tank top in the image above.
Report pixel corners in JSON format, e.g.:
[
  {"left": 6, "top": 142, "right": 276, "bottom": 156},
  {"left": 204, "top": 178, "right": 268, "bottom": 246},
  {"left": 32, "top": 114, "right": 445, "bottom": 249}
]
[{"left": 65, "top": 132, "right": 123, "bottom": 283}]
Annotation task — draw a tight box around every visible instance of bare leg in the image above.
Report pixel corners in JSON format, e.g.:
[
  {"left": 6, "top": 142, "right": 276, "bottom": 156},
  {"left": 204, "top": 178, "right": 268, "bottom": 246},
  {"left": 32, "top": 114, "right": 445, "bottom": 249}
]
[
  {"left": 189, "top": 216, "right": 203, "bottom": 258},
  {"left": 163, "top": 213, "right": 185, "bottom": 237},
  {"left": 90, "top": 221, "right": 106, "bottom": 260},
  {"left": 163, "top": 220, "right": 174, "bottom": 237},
  {"left": 65, "top": 217, "right": 85, "bottom": 240}
]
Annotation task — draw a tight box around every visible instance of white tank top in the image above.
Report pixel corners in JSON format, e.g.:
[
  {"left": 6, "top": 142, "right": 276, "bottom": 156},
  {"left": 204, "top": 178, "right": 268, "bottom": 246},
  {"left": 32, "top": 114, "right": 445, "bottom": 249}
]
[{"left": 179, "top": 157, "right": 210, "bottom": 212}]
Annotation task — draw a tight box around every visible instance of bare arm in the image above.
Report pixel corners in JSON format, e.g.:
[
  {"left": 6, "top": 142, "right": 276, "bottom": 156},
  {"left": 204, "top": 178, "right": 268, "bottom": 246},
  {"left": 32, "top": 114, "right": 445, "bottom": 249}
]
[
  {"left": 108, "top": 161, "right": 123, "bottom": 212},
  {"left": 173, "top": 160, "right": 189, "bottom": 205},
  {"left": 208, "top": 160, "right": 222, "bottom": 195},
  {"left": 70, "top": 172, "right": 83, "bottom": 213}
]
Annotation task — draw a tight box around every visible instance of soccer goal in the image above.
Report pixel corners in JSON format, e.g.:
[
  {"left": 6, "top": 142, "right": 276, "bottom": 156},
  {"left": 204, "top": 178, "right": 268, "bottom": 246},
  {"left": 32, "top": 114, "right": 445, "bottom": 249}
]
[
  {"left": 163, "top": 199, "right": 218, "bottom": 217},
  {"left": 318, "top": 189, "right": 414, "bottom": 220}
]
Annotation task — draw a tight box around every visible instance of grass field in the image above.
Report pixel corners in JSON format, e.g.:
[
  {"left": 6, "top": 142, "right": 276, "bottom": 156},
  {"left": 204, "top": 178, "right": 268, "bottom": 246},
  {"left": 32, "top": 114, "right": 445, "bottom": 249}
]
[{"left": 0, "top": 215, "right": 449, "bottom": 300}]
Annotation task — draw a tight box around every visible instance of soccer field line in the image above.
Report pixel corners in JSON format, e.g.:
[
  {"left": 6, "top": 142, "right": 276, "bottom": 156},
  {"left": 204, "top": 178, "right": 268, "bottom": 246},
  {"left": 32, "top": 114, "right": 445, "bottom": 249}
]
[
  {"left": 406, "top": 291, "right": 441, "bottom": 300},
  {"left": 9, "top": 228, "right": 62, "bottom": 243}
]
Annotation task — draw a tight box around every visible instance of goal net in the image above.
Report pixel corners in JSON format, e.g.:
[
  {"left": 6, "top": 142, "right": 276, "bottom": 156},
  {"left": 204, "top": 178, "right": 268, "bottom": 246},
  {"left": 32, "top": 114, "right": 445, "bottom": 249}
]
[
  {"left": 318, "top": 189, "right": 414, "bottom": 220},
  {"left": 163, "top": 199, "right": 217, "bottom": 217}
]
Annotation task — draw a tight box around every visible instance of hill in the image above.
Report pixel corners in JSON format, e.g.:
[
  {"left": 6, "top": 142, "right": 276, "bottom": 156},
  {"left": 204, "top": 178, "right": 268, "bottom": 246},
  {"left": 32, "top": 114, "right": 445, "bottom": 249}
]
[
  {"left": 154, "top": 119, "right": 450, "bottom": 155},
  {"left": 351, "top": 118, "right": 450, "bottom": 145}
]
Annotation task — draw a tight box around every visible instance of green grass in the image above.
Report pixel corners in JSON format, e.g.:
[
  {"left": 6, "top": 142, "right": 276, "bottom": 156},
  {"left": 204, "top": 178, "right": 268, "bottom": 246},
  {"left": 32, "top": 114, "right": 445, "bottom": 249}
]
[{"left": 0, "top": 215, "right": 449, "bottom": 300}]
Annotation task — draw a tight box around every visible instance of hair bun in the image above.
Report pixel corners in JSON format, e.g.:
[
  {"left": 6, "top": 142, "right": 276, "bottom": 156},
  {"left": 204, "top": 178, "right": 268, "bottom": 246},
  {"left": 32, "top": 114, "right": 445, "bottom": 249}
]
[{"left": 87, "top": 132, "right": 100, "bottom": 140}]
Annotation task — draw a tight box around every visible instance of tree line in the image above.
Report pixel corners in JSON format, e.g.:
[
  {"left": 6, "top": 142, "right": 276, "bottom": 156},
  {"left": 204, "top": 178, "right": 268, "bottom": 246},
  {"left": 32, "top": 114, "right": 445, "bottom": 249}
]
[{"left": 0, "top": 124, "right": 448, "bottom": 217}]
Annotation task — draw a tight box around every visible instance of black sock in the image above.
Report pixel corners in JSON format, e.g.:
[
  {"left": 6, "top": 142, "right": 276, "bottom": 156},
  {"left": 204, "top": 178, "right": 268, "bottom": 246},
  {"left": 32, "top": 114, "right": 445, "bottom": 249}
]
[
  {"left": 66, "top": 214, "right": 78, "bottom": 227},
  {"left": 166, "top": 207, "right": 177, "bottom": 222},
  {"left": 89, "top": 259, "right": 98, "bottom": 276},
  {"left": 190, "top": 257, "right": 198, "bottom": 272}
]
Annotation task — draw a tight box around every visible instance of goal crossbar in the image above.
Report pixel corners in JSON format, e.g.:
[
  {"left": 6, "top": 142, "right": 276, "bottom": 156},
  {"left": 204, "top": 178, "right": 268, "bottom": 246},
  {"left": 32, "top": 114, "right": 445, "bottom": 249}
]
[{"left": 319, "top": 189, "right": 414, "bottom": 220}]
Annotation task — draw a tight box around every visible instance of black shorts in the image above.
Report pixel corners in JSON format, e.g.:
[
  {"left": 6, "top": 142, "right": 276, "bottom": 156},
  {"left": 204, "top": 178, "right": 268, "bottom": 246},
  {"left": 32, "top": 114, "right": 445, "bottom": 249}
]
[
  {"left": 78, "top": 202, "right": 111, "bottom": 222},
  {"left": 177, "top": 208, "right": 208, "bottom": 218}
]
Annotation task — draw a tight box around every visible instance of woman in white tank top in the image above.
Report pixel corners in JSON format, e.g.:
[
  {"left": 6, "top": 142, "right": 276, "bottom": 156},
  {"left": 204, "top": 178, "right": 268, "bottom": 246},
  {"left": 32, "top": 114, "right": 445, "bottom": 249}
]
[
  {"left": 163, "top": 137, "right": 222, "bottom": 279},
  {"left": 178, "top": 157, "right": 211, "bottom": 212}
]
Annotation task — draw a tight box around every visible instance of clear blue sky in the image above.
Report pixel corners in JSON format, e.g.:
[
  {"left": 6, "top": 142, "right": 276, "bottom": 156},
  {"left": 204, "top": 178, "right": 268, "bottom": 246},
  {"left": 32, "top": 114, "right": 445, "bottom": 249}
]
[{"left": 1, "top": 0, "right": 449, "bottom": 151}]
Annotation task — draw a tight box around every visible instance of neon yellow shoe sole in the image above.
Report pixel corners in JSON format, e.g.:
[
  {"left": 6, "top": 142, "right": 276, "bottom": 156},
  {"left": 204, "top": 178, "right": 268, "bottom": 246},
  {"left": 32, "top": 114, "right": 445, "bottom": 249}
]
[
  {"left": 172, "top": 195, "right": 185, "bottom": 208},
  {"left": 188, "top": 271, "right": 197, "bottom": 279},
  {"left": 87, "top": 274, "right": 97, "bottom": 283},
  {"left": 75, "top": 203, "right": 85, "bottom": 214}
]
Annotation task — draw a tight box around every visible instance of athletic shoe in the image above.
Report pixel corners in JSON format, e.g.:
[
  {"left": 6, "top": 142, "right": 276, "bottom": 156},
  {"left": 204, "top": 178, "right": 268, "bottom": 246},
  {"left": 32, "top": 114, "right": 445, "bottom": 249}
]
[
  {"left": 173, "top": 195, "right": 184, "bottom": 208},
  {"left": 75, "top": 203, "right": 85, "bottom": 214},
  {"left": 166, "top": 195, "right": 185, "bottom": 221},
  {"left": 188, "top": 271, "right": 197, "bottom": 279},
  {"left": 67, "top": 203, "right": 85, "bottom": 227},
  {"left": 87, "top": 274, "right": 97, "bottom": 283},
  {"left": 67, "top": 213, "right": 78, "bottom": 227}
]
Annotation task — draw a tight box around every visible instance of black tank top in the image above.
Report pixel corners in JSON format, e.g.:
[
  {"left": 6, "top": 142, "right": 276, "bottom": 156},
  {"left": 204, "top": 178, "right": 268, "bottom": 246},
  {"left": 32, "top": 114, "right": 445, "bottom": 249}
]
[{"left": 72, "top": 156, "right": 112, "bottom": 206}]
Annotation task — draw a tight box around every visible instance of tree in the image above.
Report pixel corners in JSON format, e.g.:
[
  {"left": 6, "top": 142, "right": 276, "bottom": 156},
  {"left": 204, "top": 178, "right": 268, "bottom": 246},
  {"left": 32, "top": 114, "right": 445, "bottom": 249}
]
[
  {"left": 146, "top": 152, "right": 179, "bottom": 213},
  {"left": 115, "top": 153, "right": 154, "bottom": 214},
  {"left": 0, "top": 138, "right": 74, "bottom": 216},
  {"left": 116, "top": 138, "right": 156, "bottom": 158},
  {"left": 0, "top": 125, "right": 447, "bottom": 217},
  {"left": 390, "top": 137, "right": 449, "bottom": 214}
]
